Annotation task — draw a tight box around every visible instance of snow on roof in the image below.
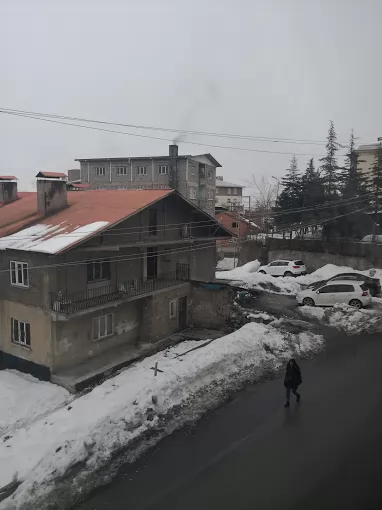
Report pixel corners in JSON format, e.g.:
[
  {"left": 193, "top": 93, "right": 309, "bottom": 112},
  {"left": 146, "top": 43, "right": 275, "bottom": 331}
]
[
  {"left": 216, "top": 180, "right": 244, "bottom": 188},
  {"left": 0, "top": 189, "right": 174, "bottom": 254},
  {"left": 0, "top": 176, "right": 17, "bottom": 181},
  {"left": 356, "top": 143, "right": 380, "bottom": 152}
]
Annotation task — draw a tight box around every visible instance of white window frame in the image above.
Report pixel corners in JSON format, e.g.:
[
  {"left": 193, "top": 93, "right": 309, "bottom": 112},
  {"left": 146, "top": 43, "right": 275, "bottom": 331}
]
[
  {"left": 158, "top": 165, "right": 169, "bottom": 175},
  {"left": 169, "top": 299, "right": 177, "bottom": 319},
  {"left": 93, "top": 313, "right": 113, "bottom": 341},
  {"left": 11, "top": 318, "right": 31, "bottom": 348},
  {"left": 95, "top": 167, "right": 106, "bottom": 176},
  {"left": 87, "top": 259, "right": 111, "bottom": 284},
  {"left": 207, "top": 190, "right": 214, "bottom": 200},
  {"left": 137, "top": 166, "right": 147, "bottom": 175},
  {"left": 117, "top": 166, "right": 128, "bottom": 176},
  {"left": 189, "top": 188, "right": 196, "bottom": 199},
  {"left": 10, "top": 261, "right": 29, "bottom": 288}
]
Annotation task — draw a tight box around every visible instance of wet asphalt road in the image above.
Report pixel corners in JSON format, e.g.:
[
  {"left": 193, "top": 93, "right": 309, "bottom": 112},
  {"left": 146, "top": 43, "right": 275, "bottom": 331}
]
[{"left": 77, "top": 330, "right": 382, "bottom": 510}]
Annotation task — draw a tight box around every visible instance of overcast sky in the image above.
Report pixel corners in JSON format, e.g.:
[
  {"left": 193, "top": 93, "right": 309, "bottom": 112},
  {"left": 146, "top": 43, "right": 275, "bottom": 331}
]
[{"left": 1, "top": 0, "right": 381, "bottom": 191}]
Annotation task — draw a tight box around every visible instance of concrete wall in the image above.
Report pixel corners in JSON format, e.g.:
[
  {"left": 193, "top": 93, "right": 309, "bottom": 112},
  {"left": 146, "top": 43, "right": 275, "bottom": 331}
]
[
  {"left": 0, "top": 300, "right": 52, "bottom": 368},
  {"left": 140, "top": 284, "right": 191, "bottom": 343},
  {"left": 51, "top": 300, "right": 140, "bottom": 371},
  {"left": 239, "top": 238, "right": 382, "bottom": 272},
  {"left": 191, "top": 283, "right": 235, "bottom": 330},
  {"left": 357, "top": 150, "right": 375, "bottom": 176}
]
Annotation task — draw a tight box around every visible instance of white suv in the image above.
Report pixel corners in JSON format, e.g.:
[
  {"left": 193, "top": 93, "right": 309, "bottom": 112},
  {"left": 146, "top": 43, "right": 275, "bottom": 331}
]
[
  {"left": 296, "top": 280, "right": 371, "bottom": 309},
  {"left": 258, "top": 260, "right": 307, "bottom": 277}
]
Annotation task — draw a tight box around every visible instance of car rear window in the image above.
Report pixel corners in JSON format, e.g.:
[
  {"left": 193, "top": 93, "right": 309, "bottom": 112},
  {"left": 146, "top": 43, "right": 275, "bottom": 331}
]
[
  {"left": 294, "top": 261, "right": 304, "bottom": 266},
  {"left": 360, "top": 283, "right": 368, "bottom": 291}
]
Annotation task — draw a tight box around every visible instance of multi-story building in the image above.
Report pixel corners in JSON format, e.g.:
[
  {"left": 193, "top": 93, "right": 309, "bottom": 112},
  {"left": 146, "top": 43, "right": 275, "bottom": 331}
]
[
  {"left": 69, "top": 145, "right": 220, "bottom": 217},
  {"left": 215, "top": 176, "right": 244, "bottom": 209},
  {"left": 0, "top": 173, "right": 230, "bottom": 387},
  {"left": 356, "top": 138, "right": 382, "bottom": 176}
]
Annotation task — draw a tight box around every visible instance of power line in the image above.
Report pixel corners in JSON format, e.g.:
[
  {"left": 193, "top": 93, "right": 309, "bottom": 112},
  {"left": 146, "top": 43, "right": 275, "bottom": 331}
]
[
  {"left": 2, "top": 194, "right": 371, "bottom": 241},
  {"left": 0, "top": 107, "right": 350, "bottom": 146},
  {"left": 0, "top": 110, "right": 344, "bottom": 158}
]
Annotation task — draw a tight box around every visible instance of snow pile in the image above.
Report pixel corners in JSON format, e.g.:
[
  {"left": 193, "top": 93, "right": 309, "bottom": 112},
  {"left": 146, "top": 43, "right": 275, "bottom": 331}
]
[
  {"left": 217, "top": 261, "right": 382, "bottom": 297},
  {"left": 0, "top": 323, "right": 324, "bottom": 510},
  {"left": 324, "top": 304, "right": 382, "bottom": 335},
  {"left": 216, "top": 257, "right": 235, "bottom": 271},
  {"left": 216, "top": 260, "right": 301, "bottom": 295},
  {"left": 0, "top": 371, "right": 70, "bottom": 436},
  {"left": 299, "top": 304, "right": 382, "bottom": 335}
]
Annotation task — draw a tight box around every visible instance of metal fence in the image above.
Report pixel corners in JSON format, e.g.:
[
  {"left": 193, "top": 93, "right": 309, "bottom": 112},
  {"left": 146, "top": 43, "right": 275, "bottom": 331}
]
[{"left": 50, "top": 263, "right": 190, "bottom": 314}]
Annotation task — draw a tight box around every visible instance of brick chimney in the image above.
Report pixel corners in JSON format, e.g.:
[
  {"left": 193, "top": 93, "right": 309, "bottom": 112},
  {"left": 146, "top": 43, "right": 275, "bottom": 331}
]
[
  {"left": 36, "top": 172, "right": 68, "bottom": 216},
  {"left": 0, "top": 176, "right": 18, "bottom": 205},
  {"left": 169, "top": 144, "right": 178, "bottom": 157}
]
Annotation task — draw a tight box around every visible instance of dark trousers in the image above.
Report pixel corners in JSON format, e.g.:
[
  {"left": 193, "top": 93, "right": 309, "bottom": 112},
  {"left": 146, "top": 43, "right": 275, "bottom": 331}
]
[{"left": 286, "top": 386, "right": 300, "bottom": 402}]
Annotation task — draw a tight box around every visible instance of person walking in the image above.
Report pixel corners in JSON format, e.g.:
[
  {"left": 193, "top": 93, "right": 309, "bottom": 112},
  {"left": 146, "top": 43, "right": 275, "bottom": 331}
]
[{"left": 284, "top": 358, "right": 302, "bottom": 407}]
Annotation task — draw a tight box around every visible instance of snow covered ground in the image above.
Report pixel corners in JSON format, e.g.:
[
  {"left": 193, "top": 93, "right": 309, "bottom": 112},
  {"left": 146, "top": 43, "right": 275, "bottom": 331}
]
[
  {"left": 298, "top": 304, "right": 382, "bottom": 335},
  {"left": 0, "top": 322, "right": 323, "bottom": 510},
  {"left": 217, "top": 261, "right": 382, "bottom": 296},
  {"left": 0, "top": 371, "right": 70, "bottom": 436}
]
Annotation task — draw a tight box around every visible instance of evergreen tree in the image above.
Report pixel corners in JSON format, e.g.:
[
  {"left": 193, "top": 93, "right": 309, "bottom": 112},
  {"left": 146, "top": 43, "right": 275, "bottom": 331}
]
[
  {"left": 299, "top": 158, "right": 325, "bottom": 229},
  {"left": 336, "top": 130, "right": 370, "bottom": 239},
  {"left": 274, "top": 155, "right": 303, "bottom": 231},
  {"left": 369, "top": 143, "right": 382, "bottom": 239},
  {"left": 319, "top": 120, "right": 341, "bottom": 201}
]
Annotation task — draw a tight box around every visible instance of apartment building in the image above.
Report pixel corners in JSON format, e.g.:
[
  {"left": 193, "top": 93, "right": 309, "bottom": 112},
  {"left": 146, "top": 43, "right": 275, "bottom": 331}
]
[
  {"left": 215, "top": 176, "right": 244, "bottom": 209},
  {"left": 0, "top": 174, "right": 230, "bottom": 385},
  {"left": 69, "top": 145, "right": 220, "bottom": 217},
  {"left": 356, "top": 138, "right": 382, "bottom": 176}
]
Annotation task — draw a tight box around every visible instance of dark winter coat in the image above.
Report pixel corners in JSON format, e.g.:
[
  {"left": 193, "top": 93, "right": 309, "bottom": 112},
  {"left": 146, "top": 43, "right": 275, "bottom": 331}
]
[{"left": 284, "top": 362, "right": 302, "bottom": 389}]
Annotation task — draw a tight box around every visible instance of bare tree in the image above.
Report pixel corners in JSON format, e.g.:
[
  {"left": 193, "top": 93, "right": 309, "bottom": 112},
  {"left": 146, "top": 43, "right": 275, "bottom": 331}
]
[{"left": 246, "top": 175, "right": 278, "bottom": 230}]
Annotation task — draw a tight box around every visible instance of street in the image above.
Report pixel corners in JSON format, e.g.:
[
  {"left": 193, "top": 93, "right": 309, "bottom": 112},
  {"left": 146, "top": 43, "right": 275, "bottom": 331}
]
[{"left": 76, "top": 330, "right": 382, "bottom": 510}]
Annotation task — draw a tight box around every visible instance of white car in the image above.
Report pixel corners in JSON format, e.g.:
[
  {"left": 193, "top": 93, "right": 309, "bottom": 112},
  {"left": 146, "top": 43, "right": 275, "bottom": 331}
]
[
  {"left": 296, "top": 280, "right": 371, "bottom": 309},
  {"left": 258, "top": 260, "right": 307, "bottom": 277}
]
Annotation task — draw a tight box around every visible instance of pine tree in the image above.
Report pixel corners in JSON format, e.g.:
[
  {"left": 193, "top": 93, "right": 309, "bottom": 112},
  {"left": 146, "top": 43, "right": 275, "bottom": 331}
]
[
  {"left": 369, "top": 143, "right": 382, "bottom": 240},
  {"left": 300, "top": 158, "right": 325, "bottom": 230},
  {"left": 274, "top": 155, "right": 303, "bottom": 231},
  {"left": 341, "top": 130, "right": 367, "bottom": 198},
  {"left": 319, "top": 120, "right": 341, "bottom": 201}
]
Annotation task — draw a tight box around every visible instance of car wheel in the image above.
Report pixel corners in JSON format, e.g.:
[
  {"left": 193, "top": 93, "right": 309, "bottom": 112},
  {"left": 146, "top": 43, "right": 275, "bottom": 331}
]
[
  {"left": 349, "top": 299, "right": 362, "bottom": 309},
  {"left": 302, "top": 297, "right": 315, "bottom": 307},
  {"left": 284, "top": 271, "right": 293, "bottom": 277},
  {"left": 259, "top": 270, "right": 266, "bottom": 274}
]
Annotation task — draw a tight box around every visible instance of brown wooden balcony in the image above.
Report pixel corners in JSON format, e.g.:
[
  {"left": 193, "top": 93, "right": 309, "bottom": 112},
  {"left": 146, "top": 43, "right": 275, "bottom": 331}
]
[{"left": 50, "top": 264, "right": 189, "bottom": 314}]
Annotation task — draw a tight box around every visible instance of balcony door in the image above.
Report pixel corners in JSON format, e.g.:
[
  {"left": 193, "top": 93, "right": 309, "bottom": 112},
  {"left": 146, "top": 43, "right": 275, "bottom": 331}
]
[{"left": 146, "top": 247, "right": 158, "bottom": 279}]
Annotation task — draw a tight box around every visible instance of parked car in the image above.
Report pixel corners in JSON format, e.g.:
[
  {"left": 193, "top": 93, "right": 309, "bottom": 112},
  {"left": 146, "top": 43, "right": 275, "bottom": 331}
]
[
  {"left": 297, "top": 280, "right": 371, "bottom": 309},
  {"left": 307, "top": 273, "right": 381, "bottom": 297},
  {"left": 258, "top": 260, "right": 307, "bottom": 277}
]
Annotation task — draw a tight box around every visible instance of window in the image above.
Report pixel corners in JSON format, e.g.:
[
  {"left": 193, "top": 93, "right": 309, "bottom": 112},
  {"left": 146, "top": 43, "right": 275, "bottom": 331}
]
[
  {"left": 279, "top": 262, "right": 289, "bottom": 266},
  {"left": 318, "top": 285, "right": 337, "bottom": 294},
  {"left": 199, "top": 164, "right": 206, "bottom": 178},
  {"left": 207, "top": 170, "right": 213, "bottom": 179},
  {"left": 137, "top": 166, "right": 147, "bottom": 175},
  {"left": 334, "top": 284, "right": 354, "bottom": 293},
  {"left": 169, "top": 299, "right": 177, "bottom": 319},
  {"left": 360, "top": 283, "right": 368, "bottom": 291},
  {"left": 93, "top": 314, "right": 113, "bottom": 340},
  {"left": 189, "top": 188, "right": 196, "bottom": 199},
  {"left": 117, "top": 167, "right": 128, "bottom": 175},
  {"left": 232, "top": 222, "right": 238, "bottom": 228},
  {"left": 95, "top": 167, "right": 106, "bottom": 176},
  {"left": 227, "top": 188, "right": 232, "bottom": 194},
  {"left": 87, "top": 259, "right": 111, "bottom": 283},
  {"left": 158, "top": 165, "right": 169, "bottom": 175},
  {"left": 207, "top": 190, "right": 214, "bottom": 200},
  {"left": 233, "top": 188, "right": 238, "bottom": 195},
  {"left": 269, "top": 261, "right": 279, "bottom": 267},
  {"left": 10, "top": 261, "right": 29, "bottom": 287},
  {"left": 11, "top": 318, "right": 31, "bottom": 348},
  {"left": 294, "top": 260, "right": 304, "bottom": 266}
]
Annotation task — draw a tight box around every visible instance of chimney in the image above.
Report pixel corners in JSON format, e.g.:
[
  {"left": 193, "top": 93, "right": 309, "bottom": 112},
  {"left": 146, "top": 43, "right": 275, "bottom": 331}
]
[
  {"left": 169, "top": 144, "right": 178, "bottom": 157},
  {"left": 0, "top": 176, "right": 18, "bottom": 205},
  {"left": 36, "top": 172, "right": 68, "bottom": 216},
  {"left": 216, "top": 176, "right": 224, "bottom": 181}
]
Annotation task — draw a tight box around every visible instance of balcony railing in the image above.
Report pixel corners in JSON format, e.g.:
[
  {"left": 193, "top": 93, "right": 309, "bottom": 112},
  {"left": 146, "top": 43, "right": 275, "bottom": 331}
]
[{"left": 50, "top": 264, "right": 190, "bottom": 314}]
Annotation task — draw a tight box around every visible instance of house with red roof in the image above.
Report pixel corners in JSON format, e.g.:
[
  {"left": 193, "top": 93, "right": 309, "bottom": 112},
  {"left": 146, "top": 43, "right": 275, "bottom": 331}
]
[{"left": 0, "top": 174, "right": 231, "bottom": 389}]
